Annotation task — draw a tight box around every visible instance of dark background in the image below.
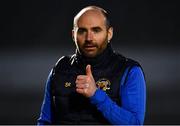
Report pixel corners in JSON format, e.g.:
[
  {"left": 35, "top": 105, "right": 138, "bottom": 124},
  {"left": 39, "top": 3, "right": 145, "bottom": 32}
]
[{"left": 0, "top": 0, "right": 179, "bottom": 124}]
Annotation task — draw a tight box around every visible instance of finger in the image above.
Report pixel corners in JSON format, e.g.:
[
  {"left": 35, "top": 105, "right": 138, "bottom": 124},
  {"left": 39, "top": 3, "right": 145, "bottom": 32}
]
[
  {"left": 76, "top": 84, "right": 86, "bottom": 89},
  {"left": 76, "top": 75, "right": 87, "bottom": 80},
  {"left": 76, "top": 88, "right": 85, "bottom": 94},
  {"left": 84, "top": 83, "right": 89, "bottom": 88},
  {"left": 76, "top": 83, "right": 89, "bottom": 88},
  {"left": 86, "top": 65, "right": 92, "bottom": 77},
  {"left": 75, "top": 79, "right": 87, "bottom": 85}
]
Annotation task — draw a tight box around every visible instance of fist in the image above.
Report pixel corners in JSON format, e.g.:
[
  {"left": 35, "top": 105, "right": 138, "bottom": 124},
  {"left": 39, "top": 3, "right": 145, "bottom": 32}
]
[{"left": 75, "top": 65, "right": 97, "bottom": 97}]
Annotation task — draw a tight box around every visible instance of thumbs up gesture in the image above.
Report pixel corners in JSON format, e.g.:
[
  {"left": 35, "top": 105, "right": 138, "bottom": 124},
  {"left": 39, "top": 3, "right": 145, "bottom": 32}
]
[{"left": 76, "top": 65, "right": 97, "bottom": 97}]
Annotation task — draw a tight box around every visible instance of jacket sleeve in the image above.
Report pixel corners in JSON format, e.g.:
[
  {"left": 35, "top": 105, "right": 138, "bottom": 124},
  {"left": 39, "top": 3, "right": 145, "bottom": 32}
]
[
  {"left": 90, "top": 66, "right": 146, "bottom": 125},
  {"left": 37, "top": 70, "right": 53, "bottom": 125}
]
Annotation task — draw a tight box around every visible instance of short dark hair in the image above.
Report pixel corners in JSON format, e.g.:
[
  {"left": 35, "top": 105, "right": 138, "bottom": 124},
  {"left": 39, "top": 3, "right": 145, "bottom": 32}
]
[{"left": 73, "top": 6, "right": 111, "bottom": 29}]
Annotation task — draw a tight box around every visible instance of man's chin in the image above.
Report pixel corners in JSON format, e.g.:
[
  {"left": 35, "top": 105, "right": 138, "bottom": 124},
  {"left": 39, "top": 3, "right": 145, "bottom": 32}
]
[
  {"left": 84, "top": 54, "right": 97, "bottom": 58},
  {"left": 83, "top": 51, "right": 98, "bottom": 58}
]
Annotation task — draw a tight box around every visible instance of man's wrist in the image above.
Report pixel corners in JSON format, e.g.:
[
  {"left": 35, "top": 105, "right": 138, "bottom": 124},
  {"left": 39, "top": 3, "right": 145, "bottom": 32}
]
[{"left": 90, "top": 88, "right": 107, "bottom": 105}]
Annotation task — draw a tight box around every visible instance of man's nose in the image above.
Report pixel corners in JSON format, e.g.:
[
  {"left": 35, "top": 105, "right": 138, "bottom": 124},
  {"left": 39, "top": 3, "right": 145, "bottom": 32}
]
[{"left": 86, "top": 31, "right": 93, "bottom": 41}]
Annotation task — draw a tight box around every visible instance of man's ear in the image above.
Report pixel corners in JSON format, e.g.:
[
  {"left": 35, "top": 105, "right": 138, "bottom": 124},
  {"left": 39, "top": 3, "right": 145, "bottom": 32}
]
[
  {"left": 72, "top": 29, "right": 75, "bottom": 41},
  {"left": 108, "top": 27, "right": 113, "bottom": 42}
]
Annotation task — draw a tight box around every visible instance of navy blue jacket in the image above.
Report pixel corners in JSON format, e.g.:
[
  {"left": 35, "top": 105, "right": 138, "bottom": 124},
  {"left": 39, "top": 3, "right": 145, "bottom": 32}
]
[{"left": 38, "top": 45, "right": 146, "bottom": 124}]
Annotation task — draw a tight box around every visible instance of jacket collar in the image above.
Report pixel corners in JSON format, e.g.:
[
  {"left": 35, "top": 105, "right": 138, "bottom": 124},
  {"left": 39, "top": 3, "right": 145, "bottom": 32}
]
[{"left": 75, "top": 43, "right": 114, "bottom": 69}]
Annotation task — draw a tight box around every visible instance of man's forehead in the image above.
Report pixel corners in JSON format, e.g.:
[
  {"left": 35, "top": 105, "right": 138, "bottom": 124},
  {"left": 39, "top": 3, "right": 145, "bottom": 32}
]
[
  {"left": 74, "top": 8, "right": 105, "bottom": 27},
  {"left": 77, "top": 8, "right": 102, "bottom": 17}
]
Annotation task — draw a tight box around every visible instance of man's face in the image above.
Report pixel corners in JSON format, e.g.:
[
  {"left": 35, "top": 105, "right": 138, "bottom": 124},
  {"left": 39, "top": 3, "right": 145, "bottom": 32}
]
[{"left": 72, "top": 10, "right": 113, "bottom": 58}]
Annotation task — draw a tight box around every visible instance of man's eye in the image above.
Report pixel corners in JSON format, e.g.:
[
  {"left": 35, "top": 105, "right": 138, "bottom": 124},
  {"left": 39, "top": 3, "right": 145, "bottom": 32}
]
[
  {"left": 78, "top": 29, "right": 86, "bottom": 34},
  {"left": 93, "top": 28, "right": 101, "bottom": 33}
]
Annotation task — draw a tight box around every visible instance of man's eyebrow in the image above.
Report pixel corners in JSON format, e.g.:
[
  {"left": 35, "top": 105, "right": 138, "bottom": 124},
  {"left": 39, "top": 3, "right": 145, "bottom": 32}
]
[
  {"left": 92, "top": 26, "right": 102, "bottom": 29},
  {"left": 91, "top": 26, "right": 103, "bottom": 30},
  {"left": 77, "top": 26, "right": 103, "bottom": 31},
  {"left": 77, "top": 27, "right": 87, "bottom": 31}
]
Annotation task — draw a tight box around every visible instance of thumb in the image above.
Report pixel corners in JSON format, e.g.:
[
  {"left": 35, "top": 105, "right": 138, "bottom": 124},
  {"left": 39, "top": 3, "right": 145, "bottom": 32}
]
[{"left": 86, "top": 64, "right": 92, "bottom": 76}]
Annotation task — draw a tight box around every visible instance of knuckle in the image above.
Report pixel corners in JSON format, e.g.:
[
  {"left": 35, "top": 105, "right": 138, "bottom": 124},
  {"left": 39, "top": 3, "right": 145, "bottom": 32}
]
[
  {"left": 86, "top": 76, "right": 90, "bottom": 81},
  {"left": 75, "top": 79, "right": 78, "bottom": 83},
  {"left": 77, "top": 75, "right": 81, "bottom": 79}
]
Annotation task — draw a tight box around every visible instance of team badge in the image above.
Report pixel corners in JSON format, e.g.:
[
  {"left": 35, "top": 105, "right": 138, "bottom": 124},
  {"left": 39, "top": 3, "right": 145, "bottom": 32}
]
[
  {"left": 96, "top": 78, "right": 111, "bottom": 91},
  {"left": 65, "top": 82, "right": 71, "bottom": 88}
]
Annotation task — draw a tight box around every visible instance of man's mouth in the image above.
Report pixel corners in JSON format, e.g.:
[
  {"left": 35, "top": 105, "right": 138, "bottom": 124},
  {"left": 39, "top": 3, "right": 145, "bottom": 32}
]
[{"left": 84, "top": 45, "right": 96, "bottom": 50}]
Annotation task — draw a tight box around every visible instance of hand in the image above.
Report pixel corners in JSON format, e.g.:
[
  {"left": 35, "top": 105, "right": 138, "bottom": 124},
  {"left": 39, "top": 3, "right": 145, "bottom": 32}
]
[{"left": 76, "top": 64, "right": 97, "bottom": 97}]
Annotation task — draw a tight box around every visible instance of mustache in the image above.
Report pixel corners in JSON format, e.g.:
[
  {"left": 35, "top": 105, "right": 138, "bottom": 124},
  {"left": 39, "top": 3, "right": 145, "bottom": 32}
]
[{"left": 83, "top": 40, "right": 98, "bottom": 48}]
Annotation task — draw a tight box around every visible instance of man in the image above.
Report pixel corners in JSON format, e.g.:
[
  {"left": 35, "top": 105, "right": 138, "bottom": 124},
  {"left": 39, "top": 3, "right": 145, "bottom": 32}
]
[{"left": 38, "top": 6, "right": 146, "bottom": 125}]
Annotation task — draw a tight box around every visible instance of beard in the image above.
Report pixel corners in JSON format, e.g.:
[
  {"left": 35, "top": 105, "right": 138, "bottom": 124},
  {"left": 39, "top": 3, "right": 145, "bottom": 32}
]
[
  {"left": 82, "top": 40, "right": 98, "bottom": 49},
  {"left": 78, "top": 38, "right": 109, "bottom": 58}
]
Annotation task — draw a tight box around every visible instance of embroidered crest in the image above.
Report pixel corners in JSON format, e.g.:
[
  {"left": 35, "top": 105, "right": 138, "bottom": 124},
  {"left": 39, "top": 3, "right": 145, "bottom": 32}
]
[
  {"left": 65, "top": 82, "right": 71, "bottom": 88},
  {"left": 96, "top": 78, "right": 111, "bottom": 91}
]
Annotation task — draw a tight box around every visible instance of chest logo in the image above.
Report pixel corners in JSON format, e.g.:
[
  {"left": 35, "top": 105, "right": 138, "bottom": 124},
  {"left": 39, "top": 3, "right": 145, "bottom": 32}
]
[
  {"left": 96, "top": 78, "right": 111, "bottom": 91},
  {"left": 65, "top": 82, "right": 71, "bottom": 88}
]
